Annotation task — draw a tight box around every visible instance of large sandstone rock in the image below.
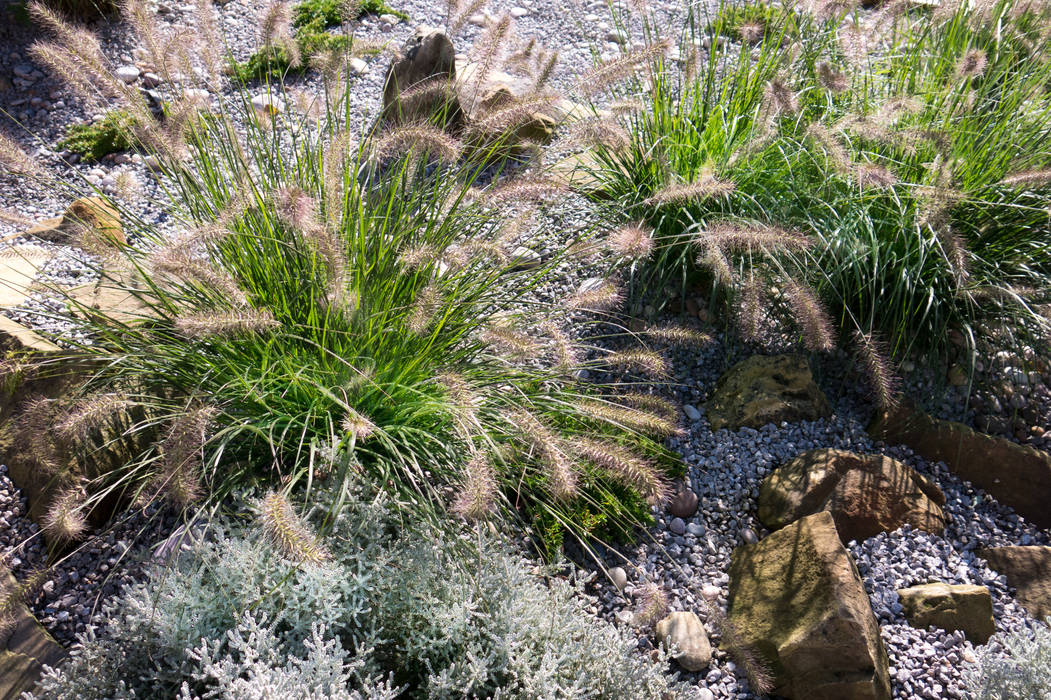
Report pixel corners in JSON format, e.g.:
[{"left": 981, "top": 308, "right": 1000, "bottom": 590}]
[
  {"left": 759, "top": 448, "right": 946, "bottom": 544},
  {"left": 1, "top": 566, "right": 64, "bottom": 699},
  {"left": 869, "top": 403, "right": 1051, "bottom": 528},
  {"left": 706, "top": 354, "right": 831, "bottom": 431},
  {"left": 655, "top": 611, "right": 712, "bottom": 671},
  {"left": 897, "top": 583, "right": 995, "bottom": 643},
  {"left": 381, "top": 27, "right": 463, "bottom": 130},
  {"left": 15, "top": 196, "right": 124, "bottom": 248},
  {"left": 978, "top": 546, "right": 1051, "bottom": 620},
  {"left": 727, "top": 511, "right": 891, "bottom": 700}
]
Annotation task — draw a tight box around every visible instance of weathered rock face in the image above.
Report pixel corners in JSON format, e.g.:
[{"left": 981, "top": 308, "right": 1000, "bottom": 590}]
[
  {"left": 759, "top": 448, "right": 947, "bottom": 544},
  {"left": 20, "top": 196, "right": 124, "bottom": 248},
  {"left": 727, "top": 511, "right": 891, "bottom": 700},
  {"left": 655, "top": 611, "right": 712, "bottom": 672},
  {"left": 978, "top": 546, "right": 1051, "bottom": 620},
  {"left": 706, "top": 354, "right": 831, "bottom": 431},
  {"left": 897, "top": 583, "right": 995, "bottom": 644},
  {"left": 869, "top": 403, "right": 1051, "bottom": 528},
  {"left": 1, "top": 566, "right": 65, "bottom": 699},
  {"left": 381, "top": 27, "right": 463, "bottom": 130}
]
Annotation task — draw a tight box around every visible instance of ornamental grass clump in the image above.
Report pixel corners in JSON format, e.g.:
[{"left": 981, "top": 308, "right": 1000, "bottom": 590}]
[
  {"left": 5, "top": 0, "right": 681, "bottom": 554},
  {"left": 583, "top": 0, "right": 1051, "bottom": 375}
]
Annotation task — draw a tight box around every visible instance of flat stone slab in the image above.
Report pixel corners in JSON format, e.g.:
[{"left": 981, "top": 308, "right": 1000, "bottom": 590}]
[
  {"left": 897, "top": 582, "right": 995, "bottom": 644},
  {"left": 869, "top": 403, "right": 1051, "bottom": 529},
  {"left": 0, "top": 246, "right": 49, "bottom": 309},
  {"left": 2, "top": 566, "right": 64, "bottom": 699},
  {"left": 978, "top": 546, "right": 1051, "bottom": 621}
]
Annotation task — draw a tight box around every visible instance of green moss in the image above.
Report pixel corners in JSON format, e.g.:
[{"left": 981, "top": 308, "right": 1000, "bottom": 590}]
[
  {"left": 58, "top": 111, "right": 135, "bottom": 162},
  {"left": 293, "top": 0, "right": 407, "bottom": 33},
  {"left": 230, "top": 33, "right": 356, "bottom": 83},
  {"left": 710, "top": 2, "right": 798, "bottom": 43}
]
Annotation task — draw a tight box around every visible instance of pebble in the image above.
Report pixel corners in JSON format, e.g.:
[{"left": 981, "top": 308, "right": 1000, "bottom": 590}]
[{"left": 116, "top": 65, "right": 141, "bottom": 83}]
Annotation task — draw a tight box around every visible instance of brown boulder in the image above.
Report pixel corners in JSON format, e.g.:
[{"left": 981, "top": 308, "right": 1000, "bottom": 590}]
[
  {"left": 759, "top": 448, "right": 946, "bottom": 544},
  {"left": 869, "top": 403, "right": 1051, "bottom": 528},
  {"left": 978, "top": 546, "right": 1051, "bottom": 620},
  {"left": 897, "top": 583, "right": 995, "bottom": 644},
  {"left": 20, "top": 196, "right": 124, "bottom": 249},
  {"left": 706, "top": 354, "right": 831, "bottom": 431},
  {"left": 381, "top": 27, "right": 463, "bottom": 130},
  {"left": 727, "top": 511, "right": 891, "bottom": 700}
]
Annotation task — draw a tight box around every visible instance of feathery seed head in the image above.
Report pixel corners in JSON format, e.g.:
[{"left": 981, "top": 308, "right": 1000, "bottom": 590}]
[
  {"left": 632, "top": 582, "right": 668, "bottom": 630},
  {"left": 604, "top": 349, "right": 670, "bottom": 379},
  {"left": 642, "top": 169, "right": 734, "bottom": 207},
  {"left": 696, "top": 222, "right": 812, "bottom": 253},
  {"left": 572, "top": 398, "right": 682, "bottom": 437},
  {"left": 735, "top": 273, "right": 766, "bottom": 343},
  {"left": 407, "top": 284, "right": 442, "bottom": 334},
  {"left": 482, "top": 323, "right": 541, "bottom": 359},
  {"left": 483, "top": 177, "right": 567, "bottom": 205},
  {"left": 738, "top": 21, "right": 765, "bottom": 43},
  {"left": 57, "top": 393, "right": 131, "bottom": 440},
  {"left": 275, "top": 186, "right": 319, "bottom": 232},
  {"left": 782, "top": 279, "right": 835, "bottom": 352},
  {"left": 372, "top": 124, "right": 462, "bottom": 164},
  {"left": 853, "top": 163, "right": 898, "bottom": 190},
  {"left": 644, "top": 324, "right": 712, "bottom": 347},
  {"left": 175, "top": 308, "right": 279, "bottom": 338},
  {"left": 764, "top": 78, "right": 799, "bottom": 117},
  {"left": 566, "top": 280, "right": 623, "bottom": 311},
  {"left": 451, "top": 451, "right": 499, "bottom": 520},
  {"left": 608, "top": 223, "right": 654, "bottom": 258},
  {"left": 956, "top": 48, "right": 988, "bottom": 79},
  {"left": 815, "top": 61, "right": 848, "bottom": 92},
  {"left": 341, "top": 408, "right": 376, "bottom": 441},
  {"left": 853, "top": 330, "right": 901, "bottom": 411},
  {"left": 42, "top": 486, "right": 88, "bottom": 543},
  {"left": 259, "top": 491, "right": 330, "bottom": 564},
  {"left": 569, "top": 436, "right": 669, "bottom": 504},
  {"left": 577, "top": 40, "right": 671, "bottom": 96}
]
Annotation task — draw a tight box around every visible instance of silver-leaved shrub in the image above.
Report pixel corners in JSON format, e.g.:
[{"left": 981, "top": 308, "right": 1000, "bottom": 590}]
[
  {"left": 32, "top": 493, "right": 688, "bottom": 699},
  {"left": 963, "top": 619, "right": 1051, "bottom": 700}
]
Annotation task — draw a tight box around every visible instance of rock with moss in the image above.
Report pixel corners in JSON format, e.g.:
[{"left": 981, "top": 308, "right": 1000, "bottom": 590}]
[
  {"left": 705, "top": 354, "right": 831, "bottom": 431},
  {"left": 727, "top": 511, "right": 891, "bottom": 700}
]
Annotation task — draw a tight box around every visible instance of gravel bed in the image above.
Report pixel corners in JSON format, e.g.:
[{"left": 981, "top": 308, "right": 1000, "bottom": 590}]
[{"left": 3, "top": 0, "right": 1051, "bottom": 697}]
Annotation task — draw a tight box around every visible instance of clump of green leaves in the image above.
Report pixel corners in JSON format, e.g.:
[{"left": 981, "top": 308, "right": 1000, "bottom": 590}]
[
  {"left": 583, "top": 0, "right": 1051, "bottom": 371},
  {"left": 293, "top": 0, "right": 407, "bottom": 33},
  {"left": 710, "top": 1, "right": 797, "bottom": 43},
  {"left": 231, "top": 0, "right": 405, "bottom": 82},
  {"left": 58, "top": 111, "right": 135, "bottom": 162}
]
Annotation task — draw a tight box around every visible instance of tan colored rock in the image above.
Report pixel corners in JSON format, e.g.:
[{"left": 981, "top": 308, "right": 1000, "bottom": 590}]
[
  {"left": 655, "top": 611, "right": 711, "bottom": 671},
  {"left": 381, "top": 27, "right": 462, "bottom": 130},
  {"left": 897, "top": 583, "right": 995, "bottom": 643},
  {"left": 759, "top": 448, "right": 946, "bottom": 544},
  {"left": 0, "top": 316, "right": 59, "bottom": 354},
  {"left": 20, "top": 196, "right": 124, "bottom": 248},
  {"left": 706, "top": 354, "right": 831, "bottom": 431},
  {"left": 869, "top": 403, "right": 1051, "bottom": 528},
  {"left": 978, "top": 546, "right": 1051, "bottom": 620},
  {"left": 727, "top": 511, "right": 891, "bottom": 700},
  {"left": 0, "top": 246, "right": 50, "bottom": 309}
]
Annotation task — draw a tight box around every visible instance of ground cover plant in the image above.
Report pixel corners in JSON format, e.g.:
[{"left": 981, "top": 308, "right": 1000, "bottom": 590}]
[
  {"left": 583, "top": 0, "right": 1051, "bottom": 377},
  {"left": 1, "top": 0, "right": 692, "bottom": 558},
  {"left": 31, "top": 487, "right": 690, "bottom": 699},
  {"left": 57, "top": 111, "right": 135, "bottom": 162},
  {"left": 963, "top": 619, "right": 1051, "bottom": 699},
  {"left": 231, "top": 0, "right": 399, "bottom": 82}
]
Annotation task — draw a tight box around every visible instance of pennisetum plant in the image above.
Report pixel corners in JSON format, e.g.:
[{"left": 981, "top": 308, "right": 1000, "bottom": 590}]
[{"left": 1, "top": 0, "right": 687, "bottom": 559}]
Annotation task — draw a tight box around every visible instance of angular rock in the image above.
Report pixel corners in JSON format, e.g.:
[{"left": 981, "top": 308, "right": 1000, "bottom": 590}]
[
  {"left": 897, "top": 583, "right": 995, "bottom": 644},
  {"left": 655, "top": 611, "right": 712, "bottom": 672},
  {"left": 759, "top": 448, "right": 947, "bottom": 544},
  {"left": 0, "top": 246, "right": 50, "bottom": 310},
  {"left": 978, "top": 546, "right": 1051, "bottom": 620},
  {"left": 20, "top": 196, "right": 124, "bottom": 248},
  {"left": 869, "top": 403, "right": 1051, "bottom": 528},
  {"left": 727, "top": 511, "right": 891, "bottom": 700},
  {"left": 381, "top": 27, "right": 463, "bottom": 130},
  {"left": 706, "top": 354, "right": 831, "bottom": 431}
]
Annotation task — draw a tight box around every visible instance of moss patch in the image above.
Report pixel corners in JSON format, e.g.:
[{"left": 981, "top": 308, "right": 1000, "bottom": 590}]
[
  {"left": 710, "top": 2, "right": 798, "bottom": 43},
  {"left": 293, "top": 0, "right": 407, "bottom": 33},
  {"left": 58, "top": 111, "right": 135, "bottom": 162}
]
